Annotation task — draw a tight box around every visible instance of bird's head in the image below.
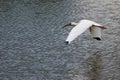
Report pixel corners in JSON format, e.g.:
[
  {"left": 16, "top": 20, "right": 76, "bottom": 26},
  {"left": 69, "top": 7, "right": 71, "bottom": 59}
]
[{"left": 62, "top": 22, "right": 77, "bottom": 28}]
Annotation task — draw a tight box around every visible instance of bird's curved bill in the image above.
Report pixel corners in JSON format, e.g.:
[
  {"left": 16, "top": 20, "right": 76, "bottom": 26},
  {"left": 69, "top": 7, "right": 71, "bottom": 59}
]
[
  {"left": 62, "top": 23, "right": 71, "bottom": 28},
  {"left": 62, "top": 25, "right": 67, "bottom": 28}
]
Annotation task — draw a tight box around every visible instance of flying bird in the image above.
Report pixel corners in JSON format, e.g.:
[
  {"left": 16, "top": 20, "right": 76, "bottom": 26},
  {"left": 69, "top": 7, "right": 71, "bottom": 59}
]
[{"left": 63, "top": 20, "right": 106, "bottom": 44}]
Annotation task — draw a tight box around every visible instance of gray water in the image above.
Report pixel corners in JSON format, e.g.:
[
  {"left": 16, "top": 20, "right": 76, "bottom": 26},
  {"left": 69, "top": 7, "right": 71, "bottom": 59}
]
[{"left": 0, "top": 0, "right": 120, "bottom": 80}]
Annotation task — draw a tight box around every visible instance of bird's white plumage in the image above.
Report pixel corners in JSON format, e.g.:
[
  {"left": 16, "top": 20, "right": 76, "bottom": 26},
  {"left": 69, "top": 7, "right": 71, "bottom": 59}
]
[{"left": 65, "top": 20, "right": 102, "bottom": 44}]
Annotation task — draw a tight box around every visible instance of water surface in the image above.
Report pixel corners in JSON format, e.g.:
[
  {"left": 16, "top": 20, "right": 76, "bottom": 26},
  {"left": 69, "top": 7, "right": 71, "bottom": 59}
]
[{"left": 0, "top": 0, "right": 120, "bottom": 80}]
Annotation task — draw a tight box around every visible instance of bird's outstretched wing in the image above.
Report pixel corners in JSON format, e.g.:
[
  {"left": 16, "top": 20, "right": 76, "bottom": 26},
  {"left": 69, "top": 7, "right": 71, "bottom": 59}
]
[
  {"left": 89, "top": 25, "right": 102, "bottom": 40},
  {"left": 65, "top": 20, "right": 92, "bottom": 44}
]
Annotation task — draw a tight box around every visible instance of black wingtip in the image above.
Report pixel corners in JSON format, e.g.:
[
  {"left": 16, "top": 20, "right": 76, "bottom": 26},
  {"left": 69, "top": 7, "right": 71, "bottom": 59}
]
[
  {"left": 93, "top": 37, "right": 101, "bottom": 40},
  {"left": 64, "top": 41, "right": 69, "bottom": 45}
]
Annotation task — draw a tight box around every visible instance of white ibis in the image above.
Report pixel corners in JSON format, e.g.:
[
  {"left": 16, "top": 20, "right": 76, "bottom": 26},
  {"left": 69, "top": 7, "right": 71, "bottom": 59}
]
[{"left": 63, "top": 20, "right": 106, "bottom": 44}]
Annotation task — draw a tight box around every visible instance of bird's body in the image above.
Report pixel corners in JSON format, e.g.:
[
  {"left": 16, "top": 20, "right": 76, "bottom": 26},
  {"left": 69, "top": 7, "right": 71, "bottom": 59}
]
[{"left": 64, "top": 20, "right": 106, "bottom": 44}]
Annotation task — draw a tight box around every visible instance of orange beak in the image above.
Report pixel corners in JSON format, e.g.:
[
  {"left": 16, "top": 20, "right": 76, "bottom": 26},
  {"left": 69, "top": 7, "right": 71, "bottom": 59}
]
[{"left": 62, "top": 23, "right": 74, "bottom": 28}]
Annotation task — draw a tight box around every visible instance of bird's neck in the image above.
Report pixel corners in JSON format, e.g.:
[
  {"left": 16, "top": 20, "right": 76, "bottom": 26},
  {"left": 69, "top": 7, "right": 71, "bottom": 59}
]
[{"left": 71, "top": 22, "right": 78, "bottom": 26}]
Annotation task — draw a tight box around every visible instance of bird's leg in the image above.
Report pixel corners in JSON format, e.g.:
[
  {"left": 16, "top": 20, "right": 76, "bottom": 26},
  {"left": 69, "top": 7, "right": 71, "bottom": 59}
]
[{"left": 92, "top": 25, "right": 107, "bottom": 29}]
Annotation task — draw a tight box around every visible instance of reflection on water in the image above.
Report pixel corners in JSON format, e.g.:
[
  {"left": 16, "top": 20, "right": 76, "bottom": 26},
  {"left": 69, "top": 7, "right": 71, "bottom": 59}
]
[
  {"left": 87, "top": 52, "right": 102, "bottom": 80},
  {"left": 0, "top": 0, "right": 120, "bottom": 80}
]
